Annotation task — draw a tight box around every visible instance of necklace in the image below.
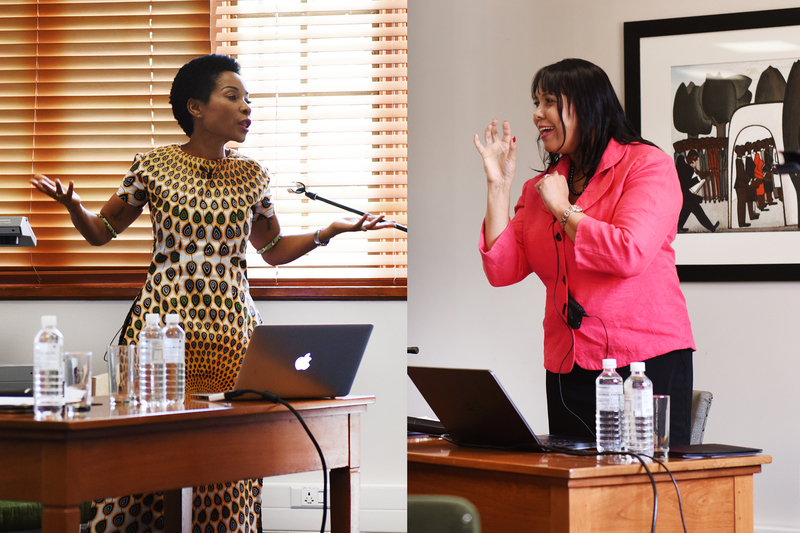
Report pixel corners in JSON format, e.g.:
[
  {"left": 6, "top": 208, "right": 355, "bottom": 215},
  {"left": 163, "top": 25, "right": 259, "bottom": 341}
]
[{"left": 567, "top": 162, "right": 586, "bottom": 196}]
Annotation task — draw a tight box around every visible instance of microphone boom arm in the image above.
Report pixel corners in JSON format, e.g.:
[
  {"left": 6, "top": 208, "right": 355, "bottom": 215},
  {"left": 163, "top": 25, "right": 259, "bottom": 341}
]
[{"left": 289, "top": 182, "right": 407, "bottom": 232}]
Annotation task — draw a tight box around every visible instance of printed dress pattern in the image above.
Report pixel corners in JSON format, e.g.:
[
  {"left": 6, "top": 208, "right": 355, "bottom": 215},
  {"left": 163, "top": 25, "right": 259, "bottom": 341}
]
[{"left": 87, "top": 144, "right": 274, "bottom": 533}]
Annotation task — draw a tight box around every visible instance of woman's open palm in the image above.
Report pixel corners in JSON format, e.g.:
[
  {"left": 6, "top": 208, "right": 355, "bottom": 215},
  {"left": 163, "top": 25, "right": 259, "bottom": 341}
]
[{"left": 473, "top": 119, "right": 517, "bottom": 188}]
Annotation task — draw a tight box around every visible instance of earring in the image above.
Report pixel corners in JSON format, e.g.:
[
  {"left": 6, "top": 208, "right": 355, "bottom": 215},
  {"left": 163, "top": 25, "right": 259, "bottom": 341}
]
[{"left": 197, "top": 114, "right": 202, "bottom": 118}]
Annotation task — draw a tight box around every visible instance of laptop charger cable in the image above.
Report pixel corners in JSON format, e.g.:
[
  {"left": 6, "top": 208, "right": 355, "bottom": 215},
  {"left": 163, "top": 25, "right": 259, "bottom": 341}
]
[{"left": 225, "top": 389, "right": 328, "bottom": 533}]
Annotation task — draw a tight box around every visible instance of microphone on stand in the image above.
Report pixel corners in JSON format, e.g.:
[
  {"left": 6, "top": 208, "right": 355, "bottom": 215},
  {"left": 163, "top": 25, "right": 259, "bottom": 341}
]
[{"left": 289, "top": 182, "right": 407, "bottom": 232}]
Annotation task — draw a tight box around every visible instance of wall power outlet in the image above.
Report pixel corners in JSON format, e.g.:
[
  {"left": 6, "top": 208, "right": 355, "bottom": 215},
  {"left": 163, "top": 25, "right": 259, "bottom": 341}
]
[{"left": 290, "top": 486, "right": 325, "bottom": 509}]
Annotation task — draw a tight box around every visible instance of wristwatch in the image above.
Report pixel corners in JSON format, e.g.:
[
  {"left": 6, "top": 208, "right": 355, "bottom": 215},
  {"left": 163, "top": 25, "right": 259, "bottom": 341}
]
[
  {"left": 560, "top": 205, "right": 583, "bottom": 228},
  {"left": 313, "top": 229, "right": 328, "bottom": 247}
]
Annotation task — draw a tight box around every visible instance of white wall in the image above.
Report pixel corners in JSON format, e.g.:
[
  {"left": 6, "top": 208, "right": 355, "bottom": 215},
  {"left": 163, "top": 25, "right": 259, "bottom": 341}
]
[
  {"left": 0, "top": 299, "right": 406, "bottom": 533},
  {"left": 407, "top": 1, "right": 800, "bottom": 532}
]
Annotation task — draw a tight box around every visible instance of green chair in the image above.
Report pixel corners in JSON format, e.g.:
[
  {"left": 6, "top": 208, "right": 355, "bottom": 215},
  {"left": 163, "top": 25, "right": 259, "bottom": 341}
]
[
  {"left": 0, "top": 501, "right": 92, "bottom": 533},
  {"left": 408, "top": 494, "right": 481, "bottom": 533}
]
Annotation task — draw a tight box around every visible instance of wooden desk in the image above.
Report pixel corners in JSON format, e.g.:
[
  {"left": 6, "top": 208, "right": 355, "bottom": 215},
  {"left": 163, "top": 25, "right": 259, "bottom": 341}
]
[
  {"left": 0, "top": 396, "right": 374, "bottom": 533},
  {"left": 408, "top": 437, "right": 771, "bottom": 533}
]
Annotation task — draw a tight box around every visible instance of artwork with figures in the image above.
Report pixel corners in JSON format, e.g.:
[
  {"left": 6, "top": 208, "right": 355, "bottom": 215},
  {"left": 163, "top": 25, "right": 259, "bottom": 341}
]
[{"left": 671, "top": 58, "right": 800, "bottom": 233}]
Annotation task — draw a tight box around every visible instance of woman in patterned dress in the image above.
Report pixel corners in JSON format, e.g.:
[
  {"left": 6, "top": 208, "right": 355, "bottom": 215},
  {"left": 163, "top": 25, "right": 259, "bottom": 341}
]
[{"left": 31, "top": 54, "right": 392, "bottom": 533}]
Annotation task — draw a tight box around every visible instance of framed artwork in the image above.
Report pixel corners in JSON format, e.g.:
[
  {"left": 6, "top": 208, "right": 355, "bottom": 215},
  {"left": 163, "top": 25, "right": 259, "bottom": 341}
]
[{"left": 624, "top": 8, "right": 800, "bottom": 281}]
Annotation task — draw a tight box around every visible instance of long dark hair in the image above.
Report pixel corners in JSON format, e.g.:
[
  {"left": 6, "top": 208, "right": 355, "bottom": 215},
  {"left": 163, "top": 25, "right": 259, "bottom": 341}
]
[{"left": 531, "top": 58, "right": 654, "bottom": 179}]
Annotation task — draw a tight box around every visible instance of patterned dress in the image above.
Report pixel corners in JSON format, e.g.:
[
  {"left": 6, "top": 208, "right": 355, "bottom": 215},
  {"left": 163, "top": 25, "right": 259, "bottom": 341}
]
[{"left": 87, "top": 144, "right": 274, "bottom": 533}]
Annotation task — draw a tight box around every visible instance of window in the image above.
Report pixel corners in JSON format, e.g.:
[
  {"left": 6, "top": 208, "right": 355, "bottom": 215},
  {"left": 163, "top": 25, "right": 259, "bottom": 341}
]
[
  {"left": 0, "top": 0, "right": 211, "bottom": 299},
  {"left": 0, "top": 0, "right": 406, "bottom": 300},
  {"left": 213, "top": 0, "right": 407, "bottom": 297}
]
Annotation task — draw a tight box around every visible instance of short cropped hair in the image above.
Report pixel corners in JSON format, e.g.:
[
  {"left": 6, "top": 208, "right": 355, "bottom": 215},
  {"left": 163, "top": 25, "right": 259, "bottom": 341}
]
[{"left": 170, "top": 54, "right": 242, "bottom": 137}]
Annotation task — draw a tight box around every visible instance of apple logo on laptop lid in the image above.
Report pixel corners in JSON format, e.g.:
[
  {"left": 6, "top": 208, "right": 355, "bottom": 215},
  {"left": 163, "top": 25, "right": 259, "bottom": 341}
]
[{"left": 294, "top": 352, "right": 312, "bottom": 371}]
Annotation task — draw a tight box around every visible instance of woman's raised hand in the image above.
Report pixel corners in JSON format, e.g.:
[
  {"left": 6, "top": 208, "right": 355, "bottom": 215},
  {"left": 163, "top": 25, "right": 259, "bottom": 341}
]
[
  {"left": 473, "top": 119, "right": 517, "bottom": 189},
  {"left": 31, "top": 174, "right": 81, "bottom": 210},
  {"left": 475, "top": 119, "right": 517, "bottom": 249}
]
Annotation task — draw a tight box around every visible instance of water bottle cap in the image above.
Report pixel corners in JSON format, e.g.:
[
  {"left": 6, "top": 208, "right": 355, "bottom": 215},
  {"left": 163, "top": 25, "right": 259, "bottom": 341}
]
[
  {"left": 630, "top": 361, "right": 646, "bottom": 372},
  {"left": 145, "top": 313, "right": 160, "bottom": 325},
  {"left": 602, "top": 358, "right": 617, "bottom": 369},
  {"left": 165, "top": 314, "right": 180, "bottom": 324},
  {"left": 41, "top": 315, "right": 57, "bottom": 327}
]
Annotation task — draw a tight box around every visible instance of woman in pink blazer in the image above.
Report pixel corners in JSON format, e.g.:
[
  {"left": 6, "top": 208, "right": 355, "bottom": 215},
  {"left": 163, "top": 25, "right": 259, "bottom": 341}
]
[{"left": 474, "top": 58, "right": 696, "bottom": 445}]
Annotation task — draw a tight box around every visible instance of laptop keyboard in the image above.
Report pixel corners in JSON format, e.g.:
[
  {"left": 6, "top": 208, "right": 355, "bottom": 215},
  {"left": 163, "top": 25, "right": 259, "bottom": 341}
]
[{"left": 538, "top": 435, "right": 595, "bottom": 450}]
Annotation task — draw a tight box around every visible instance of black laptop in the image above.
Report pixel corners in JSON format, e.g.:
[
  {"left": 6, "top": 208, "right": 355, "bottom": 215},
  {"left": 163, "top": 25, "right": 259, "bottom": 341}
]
[
  {"left": 408, "top": 366, "right": 594, "bottom": 451},
  {"left": 196, "top": 324, "right": 373, "bottom": 400}
]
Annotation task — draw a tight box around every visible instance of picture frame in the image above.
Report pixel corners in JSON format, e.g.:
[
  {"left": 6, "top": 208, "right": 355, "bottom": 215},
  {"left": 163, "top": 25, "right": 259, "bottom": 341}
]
[{"left": 624, "top": 8, "right": 800, "bottom": 281}]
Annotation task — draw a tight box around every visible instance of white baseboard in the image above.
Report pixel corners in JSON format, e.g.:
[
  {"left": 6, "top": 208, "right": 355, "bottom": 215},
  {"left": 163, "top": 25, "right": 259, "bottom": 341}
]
[
  {"left": 261, "top": 482, "right": 406, "bottom": 533},
  {"left": 755, "top": 526, "right": 800, "bottom": 533}
]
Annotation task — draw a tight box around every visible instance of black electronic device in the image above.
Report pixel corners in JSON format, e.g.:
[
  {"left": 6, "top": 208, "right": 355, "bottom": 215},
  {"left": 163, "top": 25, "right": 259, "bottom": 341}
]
[
  {"left": 407, "top": 416, "right": 446, "bottom": 435},
  {"left": 567, "top": 293, "right": 586, "bottom": 329},
  {"left": 407, "top": 366, "right": 594, "bottom": 452},
  {"left": 669, "top": 443, "right": 762, "bottom": 459}
]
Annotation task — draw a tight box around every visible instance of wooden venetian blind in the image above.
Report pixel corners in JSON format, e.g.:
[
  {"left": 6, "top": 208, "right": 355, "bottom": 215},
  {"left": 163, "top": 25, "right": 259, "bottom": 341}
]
[
  {"left": 0, "top": 0, "right": 406, "bottom": 300},
  {"left": 212, "top": 0, "right": 408, "bottom": 290},
  {"left": 0, "top": 0, "right": 211, "bottom": 298}
]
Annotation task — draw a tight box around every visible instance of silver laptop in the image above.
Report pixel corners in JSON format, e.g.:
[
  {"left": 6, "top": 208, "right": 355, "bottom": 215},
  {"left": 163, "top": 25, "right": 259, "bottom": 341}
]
[{"left": 202, "top": 324, "right": 373, "bottom": 400}]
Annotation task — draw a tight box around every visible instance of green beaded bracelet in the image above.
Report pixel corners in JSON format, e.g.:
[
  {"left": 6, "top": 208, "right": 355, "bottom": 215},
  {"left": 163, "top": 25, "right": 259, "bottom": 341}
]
[
  {"left": 257, "top": 233, "right": 282, "bottom": 254},
  {"left": 97, "top": 214, "right": 118, "bottom": 238}
]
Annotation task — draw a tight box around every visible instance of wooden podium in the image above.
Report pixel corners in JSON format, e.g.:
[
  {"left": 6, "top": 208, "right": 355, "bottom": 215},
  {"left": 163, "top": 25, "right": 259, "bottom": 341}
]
[{"left": 408, "top": 436, "right": 770, "bottom": 533}]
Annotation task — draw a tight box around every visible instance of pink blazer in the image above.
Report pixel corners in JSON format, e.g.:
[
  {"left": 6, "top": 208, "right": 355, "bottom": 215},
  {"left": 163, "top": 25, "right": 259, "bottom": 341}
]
[{"left": 480, "top": 139, "right": 695, "bottom": 372}]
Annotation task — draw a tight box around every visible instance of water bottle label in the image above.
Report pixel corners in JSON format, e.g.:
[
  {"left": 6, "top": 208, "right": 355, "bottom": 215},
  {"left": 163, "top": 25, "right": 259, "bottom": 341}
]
[
  {"left": 631, "top": 390, "right": 654, "bottom": 417},
  {"left": 596, "top": 385, "right": 623, "bottom": 411},
  {"left": 34, "top": 344, "right": 61, "bottom": 370},
  {"left": 164, "top": 338, "right": 184, "bottom": 364},
  {"left": 140, "top": 340, "right": 164, "bottom": 363},
  {"left": 152, "top": 344, "right": 164, "bottom": 364}
]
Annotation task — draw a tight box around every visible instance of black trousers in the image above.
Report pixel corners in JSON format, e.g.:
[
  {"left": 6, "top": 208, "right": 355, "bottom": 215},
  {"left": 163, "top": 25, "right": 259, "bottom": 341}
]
[{"left": 545, "top": 349, "right": 694, "bottom": 446}]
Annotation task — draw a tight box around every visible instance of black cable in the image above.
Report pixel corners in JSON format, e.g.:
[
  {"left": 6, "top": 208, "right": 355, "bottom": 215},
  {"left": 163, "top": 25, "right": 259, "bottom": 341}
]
[
  {"left": 540, "top": 446, "right": 659, "bottom": 533},
  {"left": 116, "top": 289, "right": 142, "bottom": 346},
  {"left": 555, "top": 344, "right": 596, "bottom": 438},
  {"left": 224, "top": 389, "right": 328, "bottom": 533},
  {"left": 551, "top": 446, "right": 687, "bottom": 533},
  {"left": 547, "top": 220, "right": 675, "bottom": 532},
  {"left": 549, "top": 219, "right": 596, "bottom": 439},
  {"left": 632, "top": 453, "right": 658, "bottom": 533},
  {"left": 104, "top": 288, "right": 146, "bottom": 364},
  {"left": 104, "top": 323, "right": 128, "bottom": 363},
  {"left": 441, "top": 432, "right": 664, "bottom": 533},
  {"left": 652, "top": 456, "right": 689, "bottom": 533},
  {"left": 587, "top": 312, "right": 610, "bottom": 360}
]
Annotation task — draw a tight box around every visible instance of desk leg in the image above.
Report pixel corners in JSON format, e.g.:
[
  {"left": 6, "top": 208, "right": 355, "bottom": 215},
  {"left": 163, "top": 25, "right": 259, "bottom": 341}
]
[
  {"left": 42, "top": 505, "right": 81, "bottom": 533},
  {"left": 330, "top": 467, "right": 359, "bottom": 533},
  {"left": 163, "top": 487, "right": 193, "bottom": 533},
  {"left": 734, "top": 475, "right": 755, "bottom": 533}
]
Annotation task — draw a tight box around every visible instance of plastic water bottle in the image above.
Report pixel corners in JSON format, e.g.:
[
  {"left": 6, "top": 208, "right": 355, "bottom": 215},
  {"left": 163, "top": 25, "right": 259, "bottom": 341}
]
[
  {"left": 138, "top": 313, "right": 166, "bottom": 406},
  {"left": 163, "top": 314, "right": 185, "bottom": 404},
  {"left": 624, "top": 361, "right": 654, "bottom": 456},
  {"left": 595, "top": 358, "right": 624, "bottom": 453},
  {"left": 33, "top": 315, "right": 64, "bottom": 420}
]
